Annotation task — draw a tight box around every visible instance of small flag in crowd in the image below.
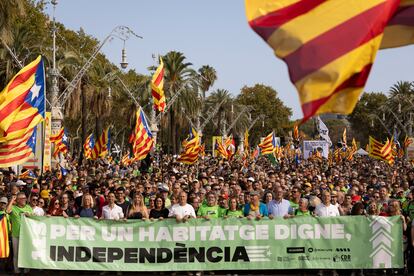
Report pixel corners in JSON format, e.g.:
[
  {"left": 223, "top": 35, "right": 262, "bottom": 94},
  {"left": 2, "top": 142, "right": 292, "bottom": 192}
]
[
  {"left": 83, "top": 133, "right": 95, "bottom": 159},
  {"left": 0, "top": 55, "right": 45, "bottom": 142},
  {"left": 215, "top": 139, "right": 229, "bottom": 160},
  {"left": 130, "top": 108, "right": 153, "bottom": 161},
  {"left": 259, "top": 132, "right": 276, "bottom": 155},
  {"left": 151, "top": 57, "right": 166, "bottom": 112},
  {"left": 177, "top": 130, "right": 201, "bottom": 165},
  {"left": 50, "top": 127, "right": 68, "bottom": 157},
  {"left": 91, "top": 128, "right": 110, "bottom": 160},
  {"left": 293, "top": 125, "right": 299, "bottom": 141},
  {"left": 245, "top": 1, "right": 411, "bottom": 121},
  {"left": 342, "top": 128, "right": 347, "bottom": 148},
  {"left": 317, "top": 116, "right": 332, "bottom": 146},
  {"left": 244, "top": 129, "right": 249, "bottom": 155}
]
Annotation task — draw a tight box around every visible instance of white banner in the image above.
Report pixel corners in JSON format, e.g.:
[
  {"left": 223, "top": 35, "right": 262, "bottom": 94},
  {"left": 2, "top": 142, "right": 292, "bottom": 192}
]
[{"left": 303, "top": 140, "right": 330, "bottom": 159}]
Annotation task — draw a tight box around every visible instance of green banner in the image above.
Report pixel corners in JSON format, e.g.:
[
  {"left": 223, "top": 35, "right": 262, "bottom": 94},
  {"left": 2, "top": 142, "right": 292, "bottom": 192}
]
[{"left": 19, "top": 216, "right": 403, "bottom": 271}]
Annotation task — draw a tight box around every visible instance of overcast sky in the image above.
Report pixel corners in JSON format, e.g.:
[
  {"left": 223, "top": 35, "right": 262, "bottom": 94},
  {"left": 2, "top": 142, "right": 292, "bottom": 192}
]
[{"left": 47, "top": 0, "right": 414, "bottom": 119}]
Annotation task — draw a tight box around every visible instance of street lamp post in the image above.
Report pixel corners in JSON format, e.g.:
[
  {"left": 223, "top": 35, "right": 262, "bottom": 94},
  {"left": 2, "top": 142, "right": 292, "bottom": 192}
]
[{"left": 50, "top": 0, "right": 62, "bottom": 134}]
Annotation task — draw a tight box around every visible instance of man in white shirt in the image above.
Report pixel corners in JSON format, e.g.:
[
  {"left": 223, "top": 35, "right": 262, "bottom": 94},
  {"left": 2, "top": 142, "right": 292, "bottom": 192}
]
[
  {"left": 169, "top": 191, "right": 196, "bottom": 222},
  {"left": 268, "top": 187, "right": 292, "bottom": 218},
  {"left": 29, "top": 194, "right": 44, "bottom": 216},
  {"left": 315, "top": 191, "right": 340, "bottom": 217},
  {"left": 101, "top": 192, "right": 124, "bottom": 220}
]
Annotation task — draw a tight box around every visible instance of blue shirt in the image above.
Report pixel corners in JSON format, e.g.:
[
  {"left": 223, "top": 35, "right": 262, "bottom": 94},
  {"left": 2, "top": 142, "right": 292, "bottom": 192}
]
[
  {"left": 243, "top": 202, "right": 268, "bottom": 217},
  {"left": 267, "top": 199, "right": 292, "bottom": 217}
]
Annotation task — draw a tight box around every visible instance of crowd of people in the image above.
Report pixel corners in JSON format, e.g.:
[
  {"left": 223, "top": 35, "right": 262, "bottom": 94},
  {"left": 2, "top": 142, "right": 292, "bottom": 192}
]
[{"left": 0, "top": 153, "right": 413, "bottom": 275}]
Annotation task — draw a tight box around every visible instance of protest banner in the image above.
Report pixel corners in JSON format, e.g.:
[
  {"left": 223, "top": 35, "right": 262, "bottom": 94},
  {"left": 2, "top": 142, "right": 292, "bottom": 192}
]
[
  {"left": 303, "top": 140, "right": 330, "bottom": 159},
  {"left": 19, "top": 216, "right": 403, "bottom": 271}
]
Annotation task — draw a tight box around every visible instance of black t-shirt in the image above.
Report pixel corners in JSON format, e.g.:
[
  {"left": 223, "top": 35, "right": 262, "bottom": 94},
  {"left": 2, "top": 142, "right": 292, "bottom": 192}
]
[
  {"left": 149, "top": 208, "right": 169, "bottom": 219},
  {"left": 116, "top": 200, "right": 131, "bottom": 217}
]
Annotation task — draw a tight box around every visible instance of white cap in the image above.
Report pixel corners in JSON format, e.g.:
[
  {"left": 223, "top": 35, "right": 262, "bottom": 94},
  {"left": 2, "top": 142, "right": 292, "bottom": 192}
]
[
  {"left": 247, "top": 177, "right": 255, "bottom": 182},
  {"left": 16, "top": 180, "right": 26, "bottom": 186}
]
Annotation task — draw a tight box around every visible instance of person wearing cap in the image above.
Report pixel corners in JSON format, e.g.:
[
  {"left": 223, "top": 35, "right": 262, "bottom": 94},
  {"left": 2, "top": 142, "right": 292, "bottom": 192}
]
[
  {"left": 244, "top": 191, "right": 268, "bottom": 219},
  {"left": 6, "top": 192, "right": 32, "bottom": 274},
  {"left": 268, "top": 187, "right": 292, "bottom": 218},
  {"left": 0, "top": 196, "right": 8, "bottom": 215},
  {"left": 159, "top": 184, "right": 171, "bottom": 209}
]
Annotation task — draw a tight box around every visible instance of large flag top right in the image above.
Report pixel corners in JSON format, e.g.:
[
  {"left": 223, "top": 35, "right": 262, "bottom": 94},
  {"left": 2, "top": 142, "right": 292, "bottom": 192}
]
[{"left": 245, "top": 0, "right": 414, "bottom": 122}]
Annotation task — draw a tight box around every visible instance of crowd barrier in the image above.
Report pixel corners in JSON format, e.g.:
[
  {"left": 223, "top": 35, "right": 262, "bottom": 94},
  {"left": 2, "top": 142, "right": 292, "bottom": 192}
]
[{"left": 18, "top": 216, "right": 403, "bottom": 271}]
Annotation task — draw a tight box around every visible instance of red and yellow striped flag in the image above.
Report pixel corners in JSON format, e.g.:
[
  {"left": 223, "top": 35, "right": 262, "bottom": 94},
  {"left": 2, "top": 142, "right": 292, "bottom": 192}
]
[
  {"left": 0, "top": 216, "right": 9, "bottom": 258},
  {"left": 0, "top": 56, "right": 45, "bottom": 142},
  {"left": 151, "top": 57, "right": 166, "bottom": 112},
  {"left": 293, "top": 125, "right": 299, "bottom": 140},
  {"left": 246, "top": 0, "right": 403, "bottom": 121},
  {"left": 91, "top": 128, "right": 110, "bottom": 160},
  {"left": 50, "top": 127, "right": 68, "bottom": 157},
  {"left": 177, "top": 131, "right": 201, "bottom": 165},
  {"left": 342, "top": 128, "right": 347, "bottom": 147},
  {"left": 381, "top": 1, "right": 414, "bottom": 49},
  {"left": 130, "top": 108, "right": 154, "bottom": 161},
  {"left": 259, "top": 132, "right": 275, "bottom": 155}
]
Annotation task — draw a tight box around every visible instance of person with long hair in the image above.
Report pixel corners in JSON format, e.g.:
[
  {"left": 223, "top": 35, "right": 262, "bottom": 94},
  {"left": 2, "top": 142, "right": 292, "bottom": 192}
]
[
  {"left": 47, "top": 198, "right": 63, "bottom": 216},
  {"left": 224, "top": 197, "right": 243, "bottom": 218},
  {"left": 149, "top": 196, "right": 169, "bottom": 219},
  {"left": 128, "top": 192, "right": 149, "bottom": 220}
]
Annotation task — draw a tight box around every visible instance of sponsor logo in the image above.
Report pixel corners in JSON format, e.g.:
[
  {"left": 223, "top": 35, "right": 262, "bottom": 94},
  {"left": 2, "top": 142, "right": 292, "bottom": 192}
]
[{"left": 287, "top": 247, "right": 305, "bottom": 254}]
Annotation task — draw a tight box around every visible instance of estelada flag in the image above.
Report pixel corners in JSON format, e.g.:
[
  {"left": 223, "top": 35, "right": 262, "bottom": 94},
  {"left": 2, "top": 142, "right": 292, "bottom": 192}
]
[
  {"left": 245, "top": 0, "right": 413, "bottom": 122},
  {"left": 0, "top": 55, "right": 45, "bottom": 142}
]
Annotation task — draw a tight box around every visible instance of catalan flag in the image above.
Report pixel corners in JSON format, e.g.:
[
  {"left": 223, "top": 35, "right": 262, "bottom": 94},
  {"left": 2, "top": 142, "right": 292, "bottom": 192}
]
[
  {"left": 259, "top": 132, "right": 275, "bottom": 155},
  {"left": 244, "top": 129, "right": 249, "bottom": 154},
  {"left": 368, "top": 136, "right": 384, "bottom": 160},
  {"left": 342, "top": 128, "right": 347, "bottom": 148},
  {"left": 0, "top": 55, "right": 45, "bottom": 142},
  {"left": 151, "top": 57, "right": 166, "bottom": 112},
  {"left": 224, "top": 135, "right": 236, "bottom": 158},
  {"left": 83, "top": 133, "right": 95, "bottom": 159},
  {"left": 91, "top": 128, "right": 110, "bottom": 160},
  {"left": 130, "top": 108, "right": 153, "bottom": 161},
  {"left": 177, "top": 131, "right": 201, "bottom": 165},
  {"left": 50, "top": 127, "right": 68, "bottom": 157},
  {"left": 0, "top": 215, "right": 9, "bottom": 258},
  {"left": 121, "top": 152, "right": 131, "bottom": 165},
  {"left": 0, "top": 125, "right": 37, "bottom": 167},
  {"left": 381, "top": 138, "right": 395, "bottom": 165},
  {"left": 293, "top": 125, "right": 299, "bottom": 140},
  {"left": 215, "top": 139, "right": 229, "bottom": 160},
  {"left": 19, "top": 169, "right": 35, "bottom": 179},
  {"left": 246, "top": 0, "right": 405, "bottom": 121},
  {"left": 381, "top": 1, "right": 414, "bottom": 49}
]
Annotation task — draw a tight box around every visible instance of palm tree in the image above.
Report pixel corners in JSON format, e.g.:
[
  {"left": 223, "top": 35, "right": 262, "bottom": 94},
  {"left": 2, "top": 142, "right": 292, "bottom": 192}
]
[
  {"left": 206, "top": 89, "right": 233, "bottom": 135},
  {"left": 198, "top": 65, "right": 217, "bottom": 100},
  {"left": 0, "top": 0, "right": 25, "bottom": 44},
  {"left": 162, "top": 51, "right": 198, "bottom": 154}
]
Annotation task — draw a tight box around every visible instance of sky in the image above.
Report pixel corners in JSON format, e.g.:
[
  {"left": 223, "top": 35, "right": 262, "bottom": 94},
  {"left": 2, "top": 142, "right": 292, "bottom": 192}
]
[{"left": 46, "top": 0, "right": 414, "bottom": 120}]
